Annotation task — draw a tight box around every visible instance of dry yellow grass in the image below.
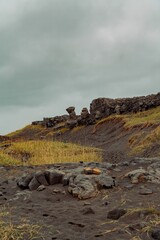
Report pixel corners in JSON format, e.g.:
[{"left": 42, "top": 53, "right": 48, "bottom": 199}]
[
  {"left": 71, "top": 126, "right": 85, "bottom": 133},
  {"left": 0, "top": 207, "right": 42, "bottom": 240},
  {"left": 0, "top": 140, "right": 102, "bottom": 166},
  {"left": 124, "top": 106, "right": 160, "bottom": 127},
  {"left": 7, "top": 124, "right": 43, "bottom": 138},
  {"left": 126, "top": 206, "right": 160, "bottom": 235},
  {"left": 95, "top": 106, "right": 160, "bottom": 129},
  {"left": 94, "top": 107, "right": 160, "bottom": 155},
  {"left": 129, "top": 125, "right": 160, "bottom": 155},
  {"left": 0, "top": 152, "right": 21, "bottom": 166}
]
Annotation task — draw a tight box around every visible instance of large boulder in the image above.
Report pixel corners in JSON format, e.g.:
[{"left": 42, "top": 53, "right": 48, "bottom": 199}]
[
  {"left": 68, "top": 174, "right": 98, "bottom": 200},
  {"left": 66, "top": 106, "right": 77, "bottom": 119},
  {"left": 95, "top": 174, "right": 116, "bottom": 188},
  {"left": 29, "top": 177, "right": 41, "bottom": 190},
  {"left": 35, "top": 171, "right": 49, "bottom": 186},
  {"left": 45, "top": 169, "right": 65, "bottom": 185},
  {"left": 17, "top": 174, "right": 33, "bottom": 190},
  {"left": 66, "top": 119, "right": 78, "bottom": 129}
]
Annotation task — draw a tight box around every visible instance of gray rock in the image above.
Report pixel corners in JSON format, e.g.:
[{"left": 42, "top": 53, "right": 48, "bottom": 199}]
[
  {"left": 62, "top": 173, "right": 72, "bottom": 186},
  {"left": 125, "top": 169, "right": 148, "bottom": 184},
  {"left": 83, "top": 201, "right": 91, "bottom": 206},
  {"left": 81, "top": 207, "right": 95, "bottom": 215},
  {"left": 45, "top": 170, "right": 65, "bottom": 185},
  {"left": 28, "top": 177, "right": 41, "bottom": 190},
  {"left": 118, "top": 161, "right": 129, "bottom": 167},
  {"left": 35, "top": 171, "right": 49, "bottom": 186},
  {"left": 68, "top": 174, "right": 98, "bottom": 199},
  {"left": 101, "top": 162, "right": 115, "bottom": 170},
  {"left": 17, "top": 174, "right": 33, "bottom": 190},
  {"left": 139, "top": 188, "right": 153, "bottom": 195},
  {"left": 66, "top": 106, "right": 75, "bottom": 114},
  {"left": 37, "top": 185, "right": 46, "bottom": 191},
  {"left": 124, "top": 184, "right": 134, "bottom": 189},
  {"left": 53, "top": 188, "right": 61, "bottom": 194},
  {"left": 107, "top": 208, "right": 127, "bottom": 220},
  {"left": 11, "top": 190, "right": 31, "bottom": 201},
  {"left": 96, "top": 174, "right": 115, "bottom": 188},
  {"left": 151, "top": 229, "right": 160, "bottom": 240},
  {"left": 66, "top": 119, "right": 77, "bottom": 129},
  {"left": 0, "top": 191, "right": 3, "bottom": 196},
  {"left": 2, "top": 180, "right": 9, "bottom": 184}
]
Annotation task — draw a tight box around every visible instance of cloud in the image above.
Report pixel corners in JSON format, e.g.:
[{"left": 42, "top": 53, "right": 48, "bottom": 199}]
[{"left": 0, "top": 0, "right": 160, "bottom": 134}]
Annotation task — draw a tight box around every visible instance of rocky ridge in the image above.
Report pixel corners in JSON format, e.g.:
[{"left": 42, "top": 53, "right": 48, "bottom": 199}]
[{"left": 32, "top": 92, "right": 160, "bottom": 130}]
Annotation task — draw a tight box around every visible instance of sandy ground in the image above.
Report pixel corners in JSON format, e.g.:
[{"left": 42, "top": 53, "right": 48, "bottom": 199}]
[{"left": 0, "top": 159, "right": 160, "bottom": 240}]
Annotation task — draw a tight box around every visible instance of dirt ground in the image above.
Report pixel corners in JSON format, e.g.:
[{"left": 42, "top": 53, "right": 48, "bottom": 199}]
[{"left": 0, "top": 159, "right": 160, "bottom": 240}]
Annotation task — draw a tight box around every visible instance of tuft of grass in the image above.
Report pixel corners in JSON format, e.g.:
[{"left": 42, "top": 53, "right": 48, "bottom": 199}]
[
  {"left": 71, "top": 126, "right": 85, "bottom": 133},
  {"left": 92, "top": 116, "right": 124, "bottom": 133},
  {"left": 94, "top": 106, "right": 160, "bottom": 130},
  {"left": 59, "top": 127, "right": 69, "bottom": 134},
  {"left": 0, "top": 152, "right": 21, "bottom": 166},
  {"left": 124, "top": 106, "right": 160, "bottom": 127},
  {"left": 131, "top": 237, "right": 142, "bottom": 240},
  {"left": 126, "top": 207, "right": 160, "bottom": 216},
  {"left": 0, "top": 207, "right": 42, "bottom": 240},
  {"left": 1, "top": 140, "right": 102, "bottom": 166},
  {"left": 126, "top": 206, "right": 160, "bottom": 236},
  {"left": 130, "top": 126, "right": 160, "bottom": 155},
  {"left": 7, "top": 125, "right": 44, "bottom": 138}
]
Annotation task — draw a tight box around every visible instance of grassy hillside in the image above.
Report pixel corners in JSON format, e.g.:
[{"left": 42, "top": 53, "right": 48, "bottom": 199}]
[
  {"left": 5, "top": 106, "right": 160, "bottom": 159},
  {"left": 93, "top": 106, "right": 160, "bottom": 156},
  {"left": 94, "top": 106, "right": 160, "bottom": 128},
  {"left": 0, "top": 140, "right": 102, "bottom": 166}
]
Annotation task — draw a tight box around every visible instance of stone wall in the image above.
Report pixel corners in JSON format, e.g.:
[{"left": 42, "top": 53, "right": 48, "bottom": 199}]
[
  {"left": 90, "top": 92, "right": 160, "bottom": 119},
  {"left": 32, "top": 92, "right": 160, "bottom": 129},
  {"left": 32, "top": 115, "right": 69, "bottom": 128}
]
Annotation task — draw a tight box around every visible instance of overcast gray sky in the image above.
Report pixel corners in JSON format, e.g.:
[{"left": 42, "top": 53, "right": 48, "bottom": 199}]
[{"left": 0, "top": 0, "right": 160, "bottom": 134}]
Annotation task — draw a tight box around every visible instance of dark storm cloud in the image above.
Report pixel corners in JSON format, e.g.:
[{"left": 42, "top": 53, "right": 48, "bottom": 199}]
[{"left": 0, "top": 0, "right": 160, "bottom": 134}]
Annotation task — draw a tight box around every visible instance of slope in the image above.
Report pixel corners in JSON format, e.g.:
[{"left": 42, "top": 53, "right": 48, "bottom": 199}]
[{"left": 6, "top": 106, "right": 160, "bottom": 162}]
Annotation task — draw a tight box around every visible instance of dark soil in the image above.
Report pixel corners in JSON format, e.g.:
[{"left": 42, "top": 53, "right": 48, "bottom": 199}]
[
  {"left": 54, "top": 118, "right": 158, "bottom": 162},
  {"left": 0, "top": 159, "right": 160, "bottom": 240}
]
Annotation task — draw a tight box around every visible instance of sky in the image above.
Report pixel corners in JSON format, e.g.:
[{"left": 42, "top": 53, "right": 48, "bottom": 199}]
[{"left": 0, "top": 0, "right": 160, "bottom": 134}]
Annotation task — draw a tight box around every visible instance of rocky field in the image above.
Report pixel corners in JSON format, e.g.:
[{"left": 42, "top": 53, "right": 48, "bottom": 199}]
[{"left": 0, "top": 157, "right": 160, "bottom": 240}]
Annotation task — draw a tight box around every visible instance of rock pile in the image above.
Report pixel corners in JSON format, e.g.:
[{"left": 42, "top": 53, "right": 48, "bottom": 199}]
[
  {"left": 125, "top": 161, "right": 160, "bottom": 184},
  {"left": 17, "top": 164, "right": 116, "bottom": 199},
  {"left": 32, "top": 115, "right": 69, "bottom": 128}
]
